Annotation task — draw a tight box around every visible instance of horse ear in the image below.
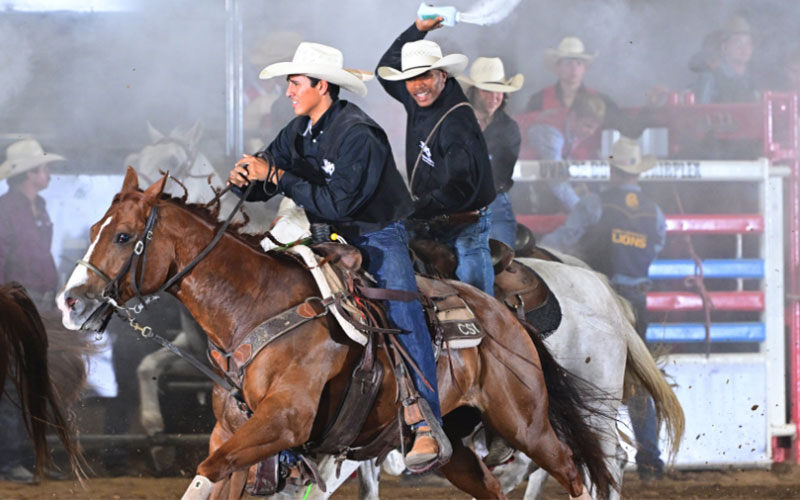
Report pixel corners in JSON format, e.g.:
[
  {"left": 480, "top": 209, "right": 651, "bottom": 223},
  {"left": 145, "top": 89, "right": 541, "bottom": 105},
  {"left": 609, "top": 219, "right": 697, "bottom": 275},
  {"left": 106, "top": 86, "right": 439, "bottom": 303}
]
[
  {"left": 143, "top": 173, "right": 169, "bottom": 205},
  {"left": 147, "top": 121, "right": 166, "bottom": 143},
  {"left": 185, "top": 121, "right": 204, "bottom": 151},
  {"left": 121, "top": 166, "right": 140, "bottom": 192}
]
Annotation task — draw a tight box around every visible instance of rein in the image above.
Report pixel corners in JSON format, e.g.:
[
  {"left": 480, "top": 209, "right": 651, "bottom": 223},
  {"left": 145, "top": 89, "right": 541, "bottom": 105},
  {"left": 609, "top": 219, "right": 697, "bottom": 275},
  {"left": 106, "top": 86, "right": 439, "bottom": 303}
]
[{"left": 75, "top": 174, "right": 258, "bottom": 397}]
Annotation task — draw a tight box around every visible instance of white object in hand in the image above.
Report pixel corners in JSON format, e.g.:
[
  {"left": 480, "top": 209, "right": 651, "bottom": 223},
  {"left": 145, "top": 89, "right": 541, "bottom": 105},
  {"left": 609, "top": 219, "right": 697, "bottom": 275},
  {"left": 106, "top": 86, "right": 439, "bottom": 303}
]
[{"left": 417, "top": 2, "right": 459, "bottom": 27}]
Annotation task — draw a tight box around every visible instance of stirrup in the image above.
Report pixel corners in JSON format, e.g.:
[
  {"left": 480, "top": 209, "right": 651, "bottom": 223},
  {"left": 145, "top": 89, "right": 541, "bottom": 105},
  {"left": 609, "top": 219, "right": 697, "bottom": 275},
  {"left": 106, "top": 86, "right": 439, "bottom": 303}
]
[{"left": 404, "top": 399, "right": 452, "bottom": 473}]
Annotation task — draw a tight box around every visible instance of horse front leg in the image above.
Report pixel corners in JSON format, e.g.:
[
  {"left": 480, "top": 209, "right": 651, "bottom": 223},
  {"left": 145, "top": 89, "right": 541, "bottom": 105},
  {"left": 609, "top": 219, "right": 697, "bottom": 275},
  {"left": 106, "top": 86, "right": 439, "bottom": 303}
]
[{"left": 182, "top": 392, "right": 318, "bottom": 500}]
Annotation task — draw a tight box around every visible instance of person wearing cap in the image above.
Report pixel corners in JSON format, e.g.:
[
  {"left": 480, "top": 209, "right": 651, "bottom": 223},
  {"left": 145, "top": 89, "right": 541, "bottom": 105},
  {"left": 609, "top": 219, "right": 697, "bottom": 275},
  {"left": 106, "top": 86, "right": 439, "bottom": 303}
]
[
  {"left": 541, "top": 137, "right": 666, "bottom": 480},
  {"left": 227, "top": 42, "right": 449, "bottom": 470},
  {"left": 459, "top": 57, "right": 523, "bottom": 249},
  {"left": 376, "top": 16, "right": 496, "bottom": 296},
  {"left": 692, "top": 15, "right": 757, "bottom": 104},
  {"left": 0, "top": 138, "right": 63, "bottom": 483}
]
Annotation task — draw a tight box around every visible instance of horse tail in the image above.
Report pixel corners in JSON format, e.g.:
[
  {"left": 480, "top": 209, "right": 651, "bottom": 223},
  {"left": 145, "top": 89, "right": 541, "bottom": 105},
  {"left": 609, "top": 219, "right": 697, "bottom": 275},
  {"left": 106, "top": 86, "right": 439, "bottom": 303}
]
[
  {"left": 0, "top": 283, "right": 84, "bottom": 479},
  {"left": 622, "top": 322, "right": 685, "bottom": 460},
  {"left": 522, "top": 320, "right": 615, "bottom": 499}
]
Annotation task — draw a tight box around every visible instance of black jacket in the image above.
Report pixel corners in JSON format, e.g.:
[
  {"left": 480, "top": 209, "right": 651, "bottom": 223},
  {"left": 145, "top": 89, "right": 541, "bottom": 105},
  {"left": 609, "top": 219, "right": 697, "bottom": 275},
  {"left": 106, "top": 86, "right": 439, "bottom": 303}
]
[
  {"left": 483, "top": 110, "right": 521, "bottom": 193},
  {"left": 377, "top": 24, "right": 496, "bottom": 219},
  {"left": 241, "top": 100, "right": 414, "bottom": 239}
]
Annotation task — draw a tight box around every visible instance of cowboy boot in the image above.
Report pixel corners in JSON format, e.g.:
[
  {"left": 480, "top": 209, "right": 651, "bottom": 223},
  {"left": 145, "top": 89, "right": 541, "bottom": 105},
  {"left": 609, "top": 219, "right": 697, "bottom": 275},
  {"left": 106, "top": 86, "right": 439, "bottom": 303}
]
[{"left": 404, "top": 424, "right": 439, "bottom": 469}]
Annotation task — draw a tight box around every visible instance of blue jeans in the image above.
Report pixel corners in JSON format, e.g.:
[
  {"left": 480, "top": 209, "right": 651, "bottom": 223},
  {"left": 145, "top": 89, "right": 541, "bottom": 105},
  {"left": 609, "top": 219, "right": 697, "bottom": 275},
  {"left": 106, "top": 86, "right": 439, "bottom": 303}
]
[
  {"left": 352, "top": 222, "right": 442, "bottom": 425},
  {"left": 431, "top": 210, "right": 494, "bottom": 295},
  {"left": 0, "top": 378, "right": 34, "bottom": 471},
  {"left": 488, "top": 192, "right": 516, "bottom": 249}
]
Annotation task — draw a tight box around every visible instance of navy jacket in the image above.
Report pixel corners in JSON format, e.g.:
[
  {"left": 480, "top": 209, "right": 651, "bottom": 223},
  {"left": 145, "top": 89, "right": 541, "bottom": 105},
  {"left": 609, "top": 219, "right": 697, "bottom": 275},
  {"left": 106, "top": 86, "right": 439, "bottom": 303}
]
[
  {"left": 242, "top": 100, "right": 414, "bottom": 239},
  {"left": 377, "top": 24, "right": 496, "bottom": 219},
  {"left": 579, "top": 185, "right": 662, "bottom": 280},
  {"left": 483, "top": 109, "right": 521, "bottom": 193}
]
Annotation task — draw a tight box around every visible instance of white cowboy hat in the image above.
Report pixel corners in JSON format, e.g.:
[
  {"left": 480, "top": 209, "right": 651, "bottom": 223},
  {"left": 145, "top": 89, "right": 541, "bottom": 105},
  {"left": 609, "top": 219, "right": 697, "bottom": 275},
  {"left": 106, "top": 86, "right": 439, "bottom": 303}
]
[
  {"left": 377, "top": 40, "right": 468, "bottom": 81},
  {"left": 544, "top": 37, "right": 597, "bottom": 73},
  {"left": 458, "top": 57, "right": 524, "bottom": 93},
  {"left": 608, "top": 137, "right": 657, "bottom": 175},
  {"left": 0, "top": 139, "right": 64, "bottom": 181},
  {"left": 259, "top": 42, "right": 371, "bottom": 97}
]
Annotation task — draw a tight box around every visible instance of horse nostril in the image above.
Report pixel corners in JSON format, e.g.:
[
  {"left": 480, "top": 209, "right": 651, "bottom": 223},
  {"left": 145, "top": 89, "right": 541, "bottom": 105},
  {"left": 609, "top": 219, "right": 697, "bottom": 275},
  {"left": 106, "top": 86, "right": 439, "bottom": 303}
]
[{"left": 66, "top": 297, "right": 77, "bottom": 309}]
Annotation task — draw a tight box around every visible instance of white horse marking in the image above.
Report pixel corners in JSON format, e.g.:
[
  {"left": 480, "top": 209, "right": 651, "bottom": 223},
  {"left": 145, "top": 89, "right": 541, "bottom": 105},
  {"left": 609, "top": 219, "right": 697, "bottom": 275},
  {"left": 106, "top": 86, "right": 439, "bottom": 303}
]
[
  {"left": 57, "top": 216, "right": 113, "bottom": 329},
  {"left": 64, "top": 216, "right": 113, "bottom": 292}
]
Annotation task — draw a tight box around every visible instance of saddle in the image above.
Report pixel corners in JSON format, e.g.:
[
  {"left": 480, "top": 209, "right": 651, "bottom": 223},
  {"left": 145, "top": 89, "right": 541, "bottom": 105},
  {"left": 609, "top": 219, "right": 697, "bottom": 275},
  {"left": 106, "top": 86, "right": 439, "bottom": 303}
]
[
  {"left": 238, "top": 242, "right": 479, "bottom": 495},
  {"left": 411, "top": 238, "right": 563, "bottom": 338}
]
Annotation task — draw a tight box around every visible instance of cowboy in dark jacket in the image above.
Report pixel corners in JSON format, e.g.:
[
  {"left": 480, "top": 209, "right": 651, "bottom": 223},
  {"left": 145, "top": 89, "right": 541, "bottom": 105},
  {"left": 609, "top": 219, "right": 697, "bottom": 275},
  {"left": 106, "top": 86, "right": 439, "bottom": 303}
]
[
  {"left": 377, "top": 16, "right": 496, "bottom": 295},
  {"left": 228, "top": 42, "right": 448, "bottom": 471}
]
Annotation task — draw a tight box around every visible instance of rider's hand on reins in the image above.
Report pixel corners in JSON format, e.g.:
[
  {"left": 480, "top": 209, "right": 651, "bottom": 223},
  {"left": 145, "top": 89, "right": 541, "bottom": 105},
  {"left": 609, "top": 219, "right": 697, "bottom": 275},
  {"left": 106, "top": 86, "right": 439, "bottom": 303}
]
[{"left": 230, "top": 154, "right": 283, "bottom": 186}]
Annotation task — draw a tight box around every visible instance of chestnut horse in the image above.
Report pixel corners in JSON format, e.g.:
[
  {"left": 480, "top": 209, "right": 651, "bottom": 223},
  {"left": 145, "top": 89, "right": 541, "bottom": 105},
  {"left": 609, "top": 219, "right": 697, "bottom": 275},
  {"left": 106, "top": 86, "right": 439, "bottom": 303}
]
[
  {"left": 57, "top": 169, "right": 612, "bottom": 500},
  {"left": 0, "top": 283, "right": 83, "bottom": 480}
]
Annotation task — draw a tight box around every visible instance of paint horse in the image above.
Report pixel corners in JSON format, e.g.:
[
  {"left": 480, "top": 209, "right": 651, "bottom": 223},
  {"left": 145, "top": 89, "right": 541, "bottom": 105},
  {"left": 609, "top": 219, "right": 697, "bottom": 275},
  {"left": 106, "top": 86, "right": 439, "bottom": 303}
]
[{"left": 58, "top": 169, "right": 613, "bottom": 500}]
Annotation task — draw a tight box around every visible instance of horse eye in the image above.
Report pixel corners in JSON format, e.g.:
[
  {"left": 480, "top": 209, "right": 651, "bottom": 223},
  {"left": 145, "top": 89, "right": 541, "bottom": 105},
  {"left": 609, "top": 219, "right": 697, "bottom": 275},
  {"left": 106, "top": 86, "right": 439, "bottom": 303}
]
[{"left": 114, "top": 233, "right": 132, "bottom": 244}]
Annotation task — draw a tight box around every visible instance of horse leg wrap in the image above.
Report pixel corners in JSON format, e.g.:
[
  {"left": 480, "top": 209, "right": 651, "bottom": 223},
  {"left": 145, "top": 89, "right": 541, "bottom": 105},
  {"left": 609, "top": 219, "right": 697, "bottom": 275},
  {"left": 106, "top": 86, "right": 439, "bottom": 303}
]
[{"left": 181, "top": 475, "right": 214, "bottom": 500}]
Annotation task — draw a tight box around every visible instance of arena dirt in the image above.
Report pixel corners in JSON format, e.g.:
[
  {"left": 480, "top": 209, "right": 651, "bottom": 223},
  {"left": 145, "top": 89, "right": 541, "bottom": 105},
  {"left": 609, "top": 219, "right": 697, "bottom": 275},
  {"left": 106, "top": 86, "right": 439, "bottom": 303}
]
[{"left": 2, "top": 467, "right": 800, "bottom": 499}]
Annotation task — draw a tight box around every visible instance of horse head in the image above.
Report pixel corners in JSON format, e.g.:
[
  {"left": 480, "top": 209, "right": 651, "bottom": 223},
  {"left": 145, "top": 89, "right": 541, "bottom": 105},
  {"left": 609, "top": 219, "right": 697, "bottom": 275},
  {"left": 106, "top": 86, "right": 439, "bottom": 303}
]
[
  {"left": 58, "top": 168, "right": 172, "bottom": 332},
  {"left": 128, "top": 122, "right": 203, "bottom": 181}
]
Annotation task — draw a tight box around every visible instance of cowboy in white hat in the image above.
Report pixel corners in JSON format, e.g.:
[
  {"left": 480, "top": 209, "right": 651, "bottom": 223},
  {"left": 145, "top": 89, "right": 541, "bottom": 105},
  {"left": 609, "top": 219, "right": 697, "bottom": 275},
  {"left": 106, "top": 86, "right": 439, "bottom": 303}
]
[
  {"left": 227, "top": 42, "right": 448, "bottom": 471},
  {"left": 524, "top": 36, "right": 597, "bottom": 112},
  {"left": 0, "top": 138, "right": 64, "bottom": 483},
  {"left": 541, "top": 136, "right": 665, "bottom": 480},
  {"left": 376, "top": 14, "right": 495, "bottom": 471},
  {"left": 459, "top": 57, "right": 523, "bottom": 250},
  {"left": 0, "top": 138, "right": 63, "bottom": 300}
]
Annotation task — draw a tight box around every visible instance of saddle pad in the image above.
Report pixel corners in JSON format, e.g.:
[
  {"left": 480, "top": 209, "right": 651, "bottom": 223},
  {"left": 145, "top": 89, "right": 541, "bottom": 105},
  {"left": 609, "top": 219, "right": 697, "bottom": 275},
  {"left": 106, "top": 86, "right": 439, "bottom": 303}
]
[
  {"left": 417, "top": 277, "right": 484, "bottom": 349},
  {"left": 288, "top": 245, "right": 367, "bottom": 345}
]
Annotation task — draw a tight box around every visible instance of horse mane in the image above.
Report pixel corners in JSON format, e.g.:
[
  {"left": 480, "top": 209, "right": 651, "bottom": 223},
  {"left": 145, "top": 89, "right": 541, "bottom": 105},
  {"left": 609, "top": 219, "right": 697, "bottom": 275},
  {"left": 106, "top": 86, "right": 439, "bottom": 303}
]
[{"left": 115, "top": 189, "right": 281, "bottom": 254}]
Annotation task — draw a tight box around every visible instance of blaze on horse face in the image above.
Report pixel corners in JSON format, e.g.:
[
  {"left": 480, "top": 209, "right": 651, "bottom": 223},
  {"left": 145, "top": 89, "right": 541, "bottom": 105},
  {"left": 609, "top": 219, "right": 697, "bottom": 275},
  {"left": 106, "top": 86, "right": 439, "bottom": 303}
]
[{"left": 58, "top": 168, "right": 169, "bottom": 332}]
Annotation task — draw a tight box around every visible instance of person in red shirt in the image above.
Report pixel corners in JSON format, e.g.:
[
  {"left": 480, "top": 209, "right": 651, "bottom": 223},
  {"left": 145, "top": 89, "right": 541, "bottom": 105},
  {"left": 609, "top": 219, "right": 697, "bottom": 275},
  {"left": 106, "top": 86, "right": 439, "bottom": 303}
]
[
  {"left": 0, "top": 138, "right": 64, "bottom": 483},
  {"left": 525, "top": 36, "right": 636, "bottom": 150},
  {"left": 0, "top": 139, "right": 63, "bottom": 307}
]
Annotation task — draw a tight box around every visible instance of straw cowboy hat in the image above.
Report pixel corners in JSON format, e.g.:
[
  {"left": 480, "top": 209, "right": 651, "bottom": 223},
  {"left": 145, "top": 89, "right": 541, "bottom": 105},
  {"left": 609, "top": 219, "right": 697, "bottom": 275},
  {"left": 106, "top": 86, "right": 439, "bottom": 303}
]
[
  {"left": 458, "top": 57, "right": 524, "bottom": 93},
  {"left": 259, "top": 42, "right": 372, "bottom": 97},
  {"left": 0, "top": 139, "right": 64, "bottom": 181},
  {"left": 608, "top": 137, "right": 656, "bottom": 175},
  {"left": 248, "top": 31, "right": 304, "bottom": 68},
  {"left": 377, "top": 40, "right": 468, "bottom": 81},
  {"left": 544, "top": 37, "right": 597, "bottom": 73}
]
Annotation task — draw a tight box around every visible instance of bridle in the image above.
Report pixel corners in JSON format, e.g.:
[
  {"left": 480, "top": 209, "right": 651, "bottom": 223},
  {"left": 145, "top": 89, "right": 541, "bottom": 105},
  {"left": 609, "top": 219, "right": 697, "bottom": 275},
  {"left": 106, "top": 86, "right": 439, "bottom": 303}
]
[
  {"left": 73, "top": 176, "right": 259, "bottom": 394},
  {"left": 76, "top": 147, "right": 283, "bottom": 315}
]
